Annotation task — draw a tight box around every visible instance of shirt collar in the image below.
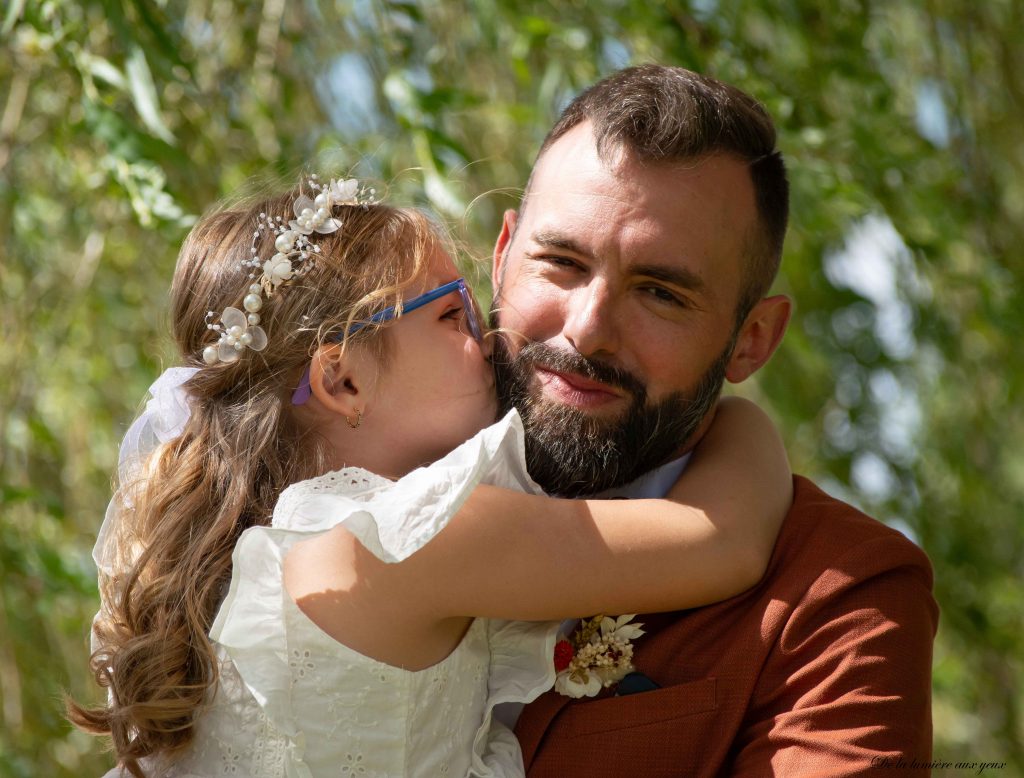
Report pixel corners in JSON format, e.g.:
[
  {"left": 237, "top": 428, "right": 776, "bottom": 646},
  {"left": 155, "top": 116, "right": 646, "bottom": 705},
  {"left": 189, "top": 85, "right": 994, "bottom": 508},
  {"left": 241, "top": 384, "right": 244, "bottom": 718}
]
[{"left": 592, "top": 453, "right": 692, "bottom": 500}]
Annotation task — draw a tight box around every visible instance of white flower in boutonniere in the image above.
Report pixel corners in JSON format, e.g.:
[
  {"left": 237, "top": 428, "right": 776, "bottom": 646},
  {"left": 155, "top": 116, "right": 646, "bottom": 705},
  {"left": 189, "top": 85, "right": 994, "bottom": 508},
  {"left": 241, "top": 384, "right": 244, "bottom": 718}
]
[{"left": 553, "top": 614, "right": 645, "bottom": 698}]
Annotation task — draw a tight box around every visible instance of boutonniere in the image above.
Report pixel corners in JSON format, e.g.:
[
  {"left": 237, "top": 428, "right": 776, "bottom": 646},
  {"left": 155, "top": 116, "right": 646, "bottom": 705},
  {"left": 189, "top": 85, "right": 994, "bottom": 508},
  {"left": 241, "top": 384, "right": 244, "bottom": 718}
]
[{"left": 553, "top": 614, "right": 645, "bottom": 698}]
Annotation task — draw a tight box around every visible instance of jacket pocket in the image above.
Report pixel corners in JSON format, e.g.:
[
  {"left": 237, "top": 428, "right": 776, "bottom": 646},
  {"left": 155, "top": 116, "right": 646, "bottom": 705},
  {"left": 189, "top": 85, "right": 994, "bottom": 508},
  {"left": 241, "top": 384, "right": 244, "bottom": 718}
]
[{"left": 560, "top": 676, "right": 717, "bottom": 739}]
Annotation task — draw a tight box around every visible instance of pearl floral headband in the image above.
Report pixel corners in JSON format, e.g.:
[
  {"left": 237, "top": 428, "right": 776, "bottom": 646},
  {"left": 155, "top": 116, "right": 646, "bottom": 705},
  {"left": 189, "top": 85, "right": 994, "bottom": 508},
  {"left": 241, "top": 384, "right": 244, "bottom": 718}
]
[{"left": 202, "top": 176, "right": 377, "bottom": 365}]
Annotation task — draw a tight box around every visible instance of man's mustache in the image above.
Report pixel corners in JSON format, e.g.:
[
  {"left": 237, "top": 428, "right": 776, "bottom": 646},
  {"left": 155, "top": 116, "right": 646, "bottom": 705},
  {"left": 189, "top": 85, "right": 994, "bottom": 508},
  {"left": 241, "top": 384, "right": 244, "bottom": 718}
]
[{"left": 496, "top": 341, "right": 647, "bottom": 400}]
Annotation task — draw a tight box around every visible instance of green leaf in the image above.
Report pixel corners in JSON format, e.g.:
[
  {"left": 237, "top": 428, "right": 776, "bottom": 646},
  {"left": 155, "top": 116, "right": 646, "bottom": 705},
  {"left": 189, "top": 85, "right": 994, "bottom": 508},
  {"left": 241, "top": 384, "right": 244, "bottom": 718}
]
[
  {"left": 82, "top": 52, "right": 126, "bottom": 90},
  {"left": 125, "top": 45, "right": 174, "bottom": 144},
  {"left": 2, "top": 0, "right": 26, "bottom": 36}
]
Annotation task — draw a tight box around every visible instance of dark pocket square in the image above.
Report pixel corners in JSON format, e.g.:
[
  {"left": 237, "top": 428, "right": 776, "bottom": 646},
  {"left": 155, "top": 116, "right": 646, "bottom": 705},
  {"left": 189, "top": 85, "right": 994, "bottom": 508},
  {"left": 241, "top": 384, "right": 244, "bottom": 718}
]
[{"left": 615, "top": 671, "right": 661, "bottom": 696}]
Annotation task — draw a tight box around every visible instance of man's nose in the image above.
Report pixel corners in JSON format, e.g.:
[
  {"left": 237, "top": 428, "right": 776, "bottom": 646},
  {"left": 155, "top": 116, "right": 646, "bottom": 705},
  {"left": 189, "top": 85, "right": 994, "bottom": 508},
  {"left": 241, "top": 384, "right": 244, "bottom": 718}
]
[{"left": 561, "top": 282, "right": 620, "bottom": 358}]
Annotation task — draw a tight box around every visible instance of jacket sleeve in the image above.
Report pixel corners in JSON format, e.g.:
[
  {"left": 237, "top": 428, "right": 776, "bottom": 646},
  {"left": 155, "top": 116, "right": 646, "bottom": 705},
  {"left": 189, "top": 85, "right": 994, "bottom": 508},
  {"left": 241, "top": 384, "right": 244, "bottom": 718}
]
[{"left": 729, "top": 533, "right": 939, "bottom": 776}]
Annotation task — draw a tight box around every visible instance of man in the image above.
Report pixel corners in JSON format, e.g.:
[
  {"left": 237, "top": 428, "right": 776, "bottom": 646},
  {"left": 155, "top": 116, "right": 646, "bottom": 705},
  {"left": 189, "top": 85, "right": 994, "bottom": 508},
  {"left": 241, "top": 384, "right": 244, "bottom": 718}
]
[{"left": 490, "top": 65, "right": 938, "bottom": 776}]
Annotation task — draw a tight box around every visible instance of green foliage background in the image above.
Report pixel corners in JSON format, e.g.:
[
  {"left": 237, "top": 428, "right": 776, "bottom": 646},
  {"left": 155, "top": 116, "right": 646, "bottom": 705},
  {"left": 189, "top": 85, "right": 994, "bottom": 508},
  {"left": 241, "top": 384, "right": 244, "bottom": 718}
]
[{"left": 1, "top": 1, "right": 1021, "bottom": 775}]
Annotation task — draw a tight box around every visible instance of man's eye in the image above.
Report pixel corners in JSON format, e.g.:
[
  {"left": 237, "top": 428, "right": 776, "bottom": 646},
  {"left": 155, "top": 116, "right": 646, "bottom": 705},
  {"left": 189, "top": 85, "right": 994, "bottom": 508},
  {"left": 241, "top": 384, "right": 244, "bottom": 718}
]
[
  {"left": 540, "top": 255, "right": 580, "bottom": 270},
  {"left": 642, "top": 286, "right": 684, "bottom": 306}
]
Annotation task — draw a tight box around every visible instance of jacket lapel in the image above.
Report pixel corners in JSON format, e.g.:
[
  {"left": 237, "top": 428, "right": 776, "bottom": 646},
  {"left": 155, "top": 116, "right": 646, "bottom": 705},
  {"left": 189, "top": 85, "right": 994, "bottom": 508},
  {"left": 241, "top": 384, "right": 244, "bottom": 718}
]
[{"left": 515, "top": 690, "right": 575, "bottom": 770}]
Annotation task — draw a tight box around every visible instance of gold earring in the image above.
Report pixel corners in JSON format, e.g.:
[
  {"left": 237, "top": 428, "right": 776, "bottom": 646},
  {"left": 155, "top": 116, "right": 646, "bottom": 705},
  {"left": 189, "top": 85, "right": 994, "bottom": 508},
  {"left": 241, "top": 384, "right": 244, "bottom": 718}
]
[{"left": 346, "top": 409, "right": 362, "bottom": 429}]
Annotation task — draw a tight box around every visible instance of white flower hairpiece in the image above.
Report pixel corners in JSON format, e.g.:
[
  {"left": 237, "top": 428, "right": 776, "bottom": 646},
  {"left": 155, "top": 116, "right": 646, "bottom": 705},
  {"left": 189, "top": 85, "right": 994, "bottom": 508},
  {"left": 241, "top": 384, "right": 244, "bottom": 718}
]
[{"left": 202, "top": 175, "right": 378, "bottom": 365}]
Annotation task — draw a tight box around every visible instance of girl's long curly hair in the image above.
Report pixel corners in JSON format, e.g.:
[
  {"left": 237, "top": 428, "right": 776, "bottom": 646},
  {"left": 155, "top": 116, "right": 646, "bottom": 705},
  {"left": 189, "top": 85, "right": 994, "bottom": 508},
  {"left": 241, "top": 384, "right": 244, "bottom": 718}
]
[{"left": 66, "top": 184, "right": 441, "bottom": 776}]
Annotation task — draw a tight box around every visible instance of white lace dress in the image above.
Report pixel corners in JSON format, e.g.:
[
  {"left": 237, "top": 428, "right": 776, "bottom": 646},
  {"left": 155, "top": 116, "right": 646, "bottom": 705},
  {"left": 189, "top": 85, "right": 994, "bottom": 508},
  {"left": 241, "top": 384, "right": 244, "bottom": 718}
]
[{"left": 110, "top": 411, "right": 559, "bottom": 778}]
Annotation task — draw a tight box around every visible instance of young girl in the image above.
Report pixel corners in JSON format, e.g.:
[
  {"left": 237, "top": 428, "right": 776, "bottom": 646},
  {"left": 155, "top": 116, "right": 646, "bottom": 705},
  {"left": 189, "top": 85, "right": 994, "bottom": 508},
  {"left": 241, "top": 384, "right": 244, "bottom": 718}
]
[{"left": 70, "top": 176, "right": 791, "bottom": 777}]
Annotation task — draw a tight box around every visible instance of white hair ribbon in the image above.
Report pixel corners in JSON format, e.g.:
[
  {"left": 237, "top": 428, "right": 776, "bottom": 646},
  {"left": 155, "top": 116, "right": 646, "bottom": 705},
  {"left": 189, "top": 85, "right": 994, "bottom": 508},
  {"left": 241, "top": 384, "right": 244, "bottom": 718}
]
[{"left": 93, "top": 367, "right": 199, "bottom": 580}]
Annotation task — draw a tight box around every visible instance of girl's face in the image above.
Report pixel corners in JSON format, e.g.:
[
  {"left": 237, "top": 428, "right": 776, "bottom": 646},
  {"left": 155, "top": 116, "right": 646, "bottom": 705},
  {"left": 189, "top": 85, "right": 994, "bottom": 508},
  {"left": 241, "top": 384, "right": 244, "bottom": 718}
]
[{"left": 367, "top": 248, "right": 497, "bottom": 474}]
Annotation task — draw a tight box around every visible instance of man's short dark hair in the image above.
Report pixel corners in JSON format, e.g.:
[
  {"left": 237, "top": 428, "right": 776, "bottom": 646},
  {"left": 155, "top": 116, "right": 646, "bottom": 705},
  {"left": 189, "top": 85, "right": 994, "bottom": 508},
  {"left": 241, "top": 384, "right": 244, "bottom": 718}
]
[{"left": 534, "top": 65, "right": 789, "bottom": 324}]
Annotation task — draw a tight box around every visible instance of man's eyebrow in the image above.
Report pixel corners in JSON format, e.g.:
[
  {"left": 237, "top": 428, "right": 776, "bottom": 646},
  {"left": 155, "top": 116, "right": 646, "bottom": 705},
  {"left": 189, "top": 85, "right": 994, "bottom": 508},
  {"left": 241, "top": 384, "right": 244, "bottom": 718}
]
[
  {"left": 630, "top": 263, "right": 707, "bottom": 293},
  {"left": 529, "top": 230, "right": 588, "bottom": 255},
  {"left": 528, "top": 232, "right": 706, "bottom": 293}
]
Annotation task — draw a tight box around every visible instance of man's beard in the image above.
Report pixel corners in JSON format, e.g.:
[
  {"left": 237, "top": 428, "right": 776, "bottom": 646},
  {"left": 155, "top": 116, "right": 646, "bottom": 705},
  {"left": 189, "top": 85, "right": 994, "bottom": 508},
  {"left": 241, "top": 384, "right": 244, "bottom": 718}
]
[{"left": 490, "top": 335, "right": 733, "bottom": 498}]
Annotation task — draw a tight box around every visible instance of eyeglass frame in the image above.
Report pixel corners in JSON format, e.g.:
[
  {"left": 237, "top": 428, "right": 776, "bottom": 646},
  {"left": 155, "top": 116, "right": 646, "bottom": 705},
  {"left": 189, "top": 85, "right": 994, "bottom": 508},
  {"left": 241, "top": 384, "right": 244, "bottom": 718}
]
[{"left": 291, "top": 277, "right": 484, "bottom": 405}]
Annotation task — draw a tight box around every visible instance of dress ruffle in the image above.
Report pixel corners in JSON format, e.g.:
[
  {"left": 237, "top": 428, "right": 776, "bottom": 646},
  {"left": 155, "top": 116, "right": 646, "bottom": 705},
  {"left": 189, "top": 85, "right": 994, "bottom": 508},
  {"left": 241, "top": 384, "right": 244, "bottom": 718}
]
[
  {"left": 209, "top": 410, "right": 559, "bottom": 777},
  {"left": 208, "top": 527, "right": 307, "bottom": 774},
  {"left": 472, "top": 620, "right": 559, "bottom": 776},
  {"left": 271, "top": 409, "right": 540, "bottom": 559}
]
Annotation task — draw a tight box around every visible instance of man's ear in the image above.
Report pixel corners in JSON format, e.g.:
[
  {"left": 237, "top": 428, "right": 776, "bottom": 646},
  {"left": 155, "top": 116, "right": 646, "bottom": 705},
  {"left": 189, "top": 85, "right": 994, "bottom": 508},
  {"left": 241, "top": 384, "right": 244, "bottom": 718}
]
[
  {"left": 308, "top": 342, "right": 375, "bottom": 420},
  {"left": 726, "top": 295, "right": 792, "bottom": 384},
  {"left": 492, "top": 209, "right": 518, "bottom": 284}
]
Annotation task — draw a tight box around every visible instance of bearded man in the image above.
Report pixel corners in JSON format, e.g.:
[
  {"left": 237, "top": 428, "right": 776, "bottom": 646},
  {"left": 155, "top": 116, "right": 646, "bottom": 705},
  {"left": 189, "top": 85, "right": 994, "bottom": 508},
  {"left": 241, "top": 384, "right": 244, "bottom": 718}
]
[{"left": 490, "top": 65, "right": 938, "bottom": 777}]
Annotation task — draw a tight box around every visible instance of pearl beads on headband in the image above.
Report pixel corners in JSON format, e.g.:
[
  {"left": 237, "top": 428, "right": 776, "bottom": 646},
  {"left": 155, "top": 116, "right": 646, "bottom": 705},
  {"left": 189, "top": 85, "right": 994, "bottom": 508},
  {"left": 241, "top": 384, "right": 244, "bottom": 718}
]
[
  {"left": 201, "top": 176, "right": 377, "bottom": 365},
  {"left": 203, "top": 285, "right": 269, "bottom": 365}
]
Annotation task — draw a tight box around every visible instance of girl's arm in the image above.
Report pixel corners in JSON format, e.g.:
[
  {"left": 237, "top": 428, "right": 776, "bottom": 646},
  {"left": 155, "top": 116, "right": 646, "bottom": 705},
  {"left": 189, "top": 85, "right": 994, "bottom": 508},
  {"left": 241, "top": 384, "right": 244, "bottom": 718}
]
[
  {"left": 414, "top": 395, "right": 789, "bottom": 619},
  {"left": 287, "top": 396, "right": 790, "bottom": 623}
]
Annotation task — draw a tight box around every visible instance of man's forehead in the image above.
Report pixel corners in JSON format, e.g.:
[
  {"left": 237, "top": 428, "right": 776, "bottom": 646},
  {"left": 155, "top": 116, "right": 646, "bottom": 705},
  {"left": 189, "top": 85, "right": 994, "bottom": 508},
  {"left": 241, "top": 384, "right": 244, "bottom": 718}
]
[
  {"left": 526, "top": 128, "right": 754, "bottom": 235},
  {"left": 520, "top": 165, "right": 731, "bottom": 262},
  {"left": 526, "top": 126, "right": 623, "bottom": 198}
]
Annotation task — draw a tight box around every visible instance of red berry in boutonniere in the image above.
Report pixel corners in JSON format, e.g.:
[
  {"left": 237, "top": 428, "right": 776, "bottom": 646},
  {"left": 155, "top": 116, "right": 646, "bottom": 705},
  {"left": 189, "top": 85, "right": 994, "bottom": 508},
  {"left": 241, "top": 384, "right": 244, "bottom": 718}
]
[{"left": 553, "top": 640, "right": 574, "bottom": 672}]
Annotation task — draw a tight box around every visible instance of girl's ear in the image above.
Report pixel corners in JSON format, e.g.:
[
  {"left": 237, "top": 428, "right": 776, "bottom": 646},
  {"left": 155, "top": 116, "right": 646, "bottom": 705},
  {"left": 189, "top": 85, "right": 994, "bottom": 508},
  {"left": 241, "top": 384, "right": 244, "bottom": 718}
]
[{"left": 308, "top": 342, "right": 376, "bottom": 422}]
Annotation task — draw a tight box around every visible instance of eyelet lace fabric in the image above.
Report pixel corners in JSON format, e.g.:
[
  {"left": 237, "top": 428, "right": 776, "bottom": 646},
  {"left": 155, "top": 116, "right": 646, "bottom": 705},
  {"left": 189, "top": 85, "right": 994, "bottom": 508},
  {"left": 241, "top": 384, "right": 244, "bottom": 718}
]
[{"left": 118, "top": 411, "right": 558, "bottom": 778}]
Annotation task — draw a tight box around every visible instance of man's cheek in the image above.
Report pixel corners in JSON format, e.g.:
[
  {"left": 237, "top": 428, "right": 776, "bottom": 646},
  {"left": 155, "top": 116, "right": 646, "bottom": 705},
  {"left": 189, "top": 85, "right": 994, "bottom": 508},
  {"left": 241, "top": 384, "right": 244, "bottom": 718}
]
[{"left": 507, "top": 291, "right": 564, "bottom": 339}]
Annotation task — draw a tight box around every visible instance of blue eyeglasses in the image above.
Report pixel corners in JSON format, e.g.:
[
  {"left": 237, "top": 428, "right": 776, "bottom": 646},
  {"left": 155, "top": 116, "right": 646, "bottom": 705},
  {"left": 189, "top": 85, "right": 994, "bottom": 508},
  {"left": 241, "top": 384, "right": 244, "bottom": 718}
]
[{"left": 291, "top": 277, "right": 484, "bottom": 405}]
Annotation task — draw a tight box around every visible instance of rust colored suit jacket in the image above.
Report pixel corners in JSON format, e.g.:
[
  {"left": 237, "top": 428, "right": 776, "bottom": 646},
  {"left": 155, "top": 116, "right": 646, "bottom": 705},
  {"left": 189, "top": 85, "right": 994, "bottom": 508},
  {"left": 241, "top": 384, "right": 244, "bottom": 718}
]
[{"left": 516, "top": 476, "right": 939, "bottom": 777}]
